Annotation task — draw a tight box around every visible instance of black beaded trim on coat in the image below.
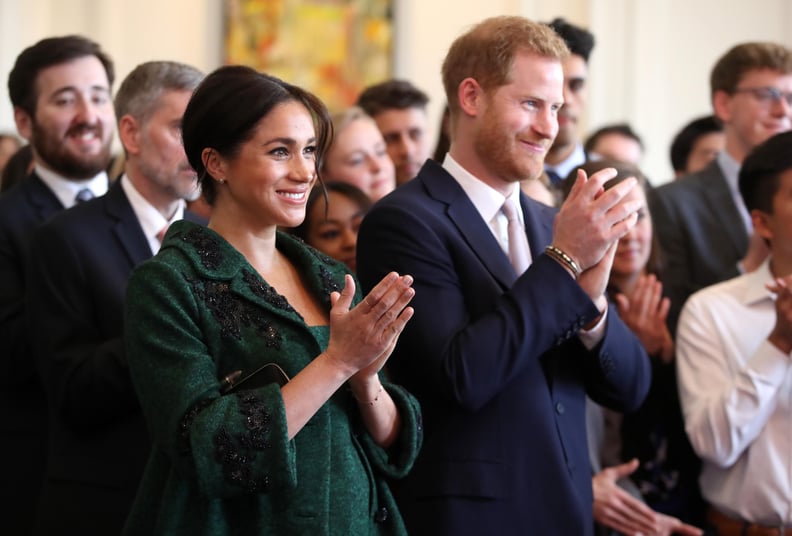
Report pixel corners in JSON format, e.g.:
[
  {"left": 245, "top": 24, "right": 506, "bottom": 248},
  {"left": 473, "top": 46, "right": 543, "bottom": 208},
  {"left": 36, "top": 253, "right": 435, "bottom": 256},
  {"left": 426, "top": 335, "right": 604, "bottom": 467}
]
[
  {"left": 242, "top": 269, "right": 293, "bottom": 312},
  {"left": 177, "top": 398, "right": 214, "bottom": 456},
  {"left": 318, "top": 264, "right": 341, "bottom": 297},
  {"left": 213, "top": 392, "right": 273, "bottom": 492},
  {"left": 188, "top": 277, "right": 282, "bottom": 348},
  {"left": 182, "top": 227, "right": 223, "bottom": 270}
]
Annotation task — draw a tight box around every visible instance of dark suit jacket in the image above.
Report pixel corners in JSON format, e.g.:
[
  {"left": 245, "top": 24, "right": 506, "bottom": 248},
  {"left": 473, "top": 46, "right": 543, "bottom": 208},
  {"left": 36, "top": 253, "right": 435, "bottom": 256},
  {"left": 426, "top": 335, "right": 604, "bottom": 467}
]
[
  {"left": 26, "top": 180, "right": 204, "bottom": 535},
  {"left": 357, "top": 160, "right": 651, "bottom": 536},
  {"left": 648, "top": 159, "right": 748, "bottom": 335},
  {"left": 0, "top": 173, "right": 63, "bottom": 535}
]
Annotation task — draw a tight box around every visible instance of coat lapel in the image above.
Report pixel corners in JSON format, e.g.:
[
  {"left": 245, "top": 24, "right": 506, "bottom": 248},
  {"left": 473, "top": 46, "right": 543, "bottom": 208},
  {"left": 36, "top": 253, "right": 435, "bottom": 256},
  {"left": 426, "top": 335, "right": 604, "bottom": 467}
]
[
  {"left": 104, "top": 181, "right": 154, "bottom": 267},
  {"left": 698, "top": 162, "right": 749, "bottom": 259},
  {"left": 165, "top": 222, "right": 336, "bottom": 332},
  {"left": 25, "top": 172, "right": 64, "bottom": 222},
  {"left": 422, "top": 161, "right": 519, "bottom": 288},
  {"left": 520, "top": 194, "right": 555, "bottom": 259}
]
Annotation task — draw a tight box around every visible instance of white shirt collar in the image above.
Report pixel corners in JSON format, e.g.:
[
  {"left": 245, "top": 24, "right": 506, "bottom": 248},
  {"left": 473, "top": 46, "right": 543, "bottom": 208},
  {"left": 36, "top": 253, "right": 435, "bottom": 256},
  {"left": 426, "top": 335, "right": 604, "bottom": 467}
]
[
  {"left": 120, "top": 174, "right": 185, "bottom": 254},
  {"left": 442, "top": 153, "right": 524, "bottom": 225},
  {"left": 35, "top": 163, "right": 108, "bottom": 209},
  {"left": 739, "top": 256, "right": 775, "bottom": 307},
  {"left": 545, "top": 143, "right": 586, "bottom": 180}
]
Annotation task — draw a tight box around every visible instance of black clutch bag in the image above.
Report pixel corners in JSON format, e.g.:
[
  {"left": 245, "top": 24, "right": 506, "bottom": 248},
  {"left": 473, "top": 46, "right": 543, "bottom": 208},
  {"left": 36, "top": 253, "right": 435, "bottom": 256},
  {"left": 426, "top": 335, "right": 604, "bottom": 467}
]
[{"left": 219, "top": 363, "right": 290, "bottom": 395}]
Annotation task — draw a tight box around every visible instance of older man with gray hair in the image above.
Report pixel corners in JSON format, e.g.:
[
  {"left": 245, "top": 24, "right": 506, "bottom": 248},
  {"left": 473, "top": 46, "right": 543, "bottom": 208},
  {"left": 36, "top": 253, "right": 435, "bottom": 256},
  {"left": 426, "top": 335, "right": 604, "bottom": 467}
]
[{"left": 27, "top": 60, "right": 205, "bottom": 535}]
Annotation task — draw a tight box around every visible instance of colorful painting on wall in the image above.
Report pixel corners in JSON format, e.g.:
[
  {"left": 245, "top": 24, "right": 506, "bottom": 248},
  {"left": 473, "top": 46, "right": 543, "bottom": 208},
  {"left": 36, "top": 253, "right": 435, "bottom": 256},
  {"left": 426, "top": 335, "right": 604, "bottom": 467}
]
[{"left": 225, "top": 0, "right": 393, "bottom": 112}]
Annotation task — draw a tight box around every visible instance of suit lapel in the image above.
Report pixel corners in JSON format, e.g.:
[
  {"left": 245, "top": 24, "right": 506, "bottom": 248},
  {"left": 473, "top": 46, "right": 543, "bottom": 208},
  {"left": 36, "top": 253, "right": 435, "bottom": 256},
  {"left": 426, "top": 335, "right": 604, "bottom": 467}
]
[
  {"left": 422, "top": 161, "right": 519, "bottom": 288},
  {"left": 698, "top": 162, "right": 749, "bottom": 258},
  {"left": 520, "top": 194, "right": 554, "bottom": 259},
  {"left": 25, "top": 173, "right": 64, "bottom": 222},
  {"left": 104, "top": 181, "right": 154, "bottom": 266}
]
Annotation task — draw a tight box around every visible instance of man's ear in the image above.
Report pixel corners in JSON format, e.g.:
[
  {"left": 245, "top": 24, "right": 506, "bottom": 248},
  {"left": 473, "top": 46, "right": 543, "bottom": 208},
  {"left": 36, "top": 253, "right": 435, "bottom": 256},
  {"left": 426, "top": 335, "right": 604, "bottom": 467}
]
[
  {"left": 13, "top": 108, "right": 33, "bottom": 141},
  {"left": 118, "top": 115, "right": 141, "bottom": 155},
  {"left": 712, "top": 90, "right": 733, "bottom": 124},
  {"left": 458, "top": 77, "right": 484, "bottom": 118},
  {"left": 752, "top": 209, "right": 772, "bottom": 243}
]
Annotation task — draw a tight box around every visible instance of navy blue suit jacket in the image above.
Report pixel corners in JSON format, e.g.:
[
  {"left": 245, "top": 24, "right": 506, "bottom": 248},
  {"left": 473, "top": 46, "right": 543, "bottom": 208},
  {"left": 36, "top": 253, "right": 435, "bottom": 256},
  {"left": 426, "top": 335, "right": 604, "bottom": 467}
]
[
  {"left": 357, "top": 160, "right": 651, "bottom": 536},
  {"left": 0, "top": 173, "right": 63, "bottom": 534},
  {"left": 27, "top": 180, "right": 204, "bottom": 535}
]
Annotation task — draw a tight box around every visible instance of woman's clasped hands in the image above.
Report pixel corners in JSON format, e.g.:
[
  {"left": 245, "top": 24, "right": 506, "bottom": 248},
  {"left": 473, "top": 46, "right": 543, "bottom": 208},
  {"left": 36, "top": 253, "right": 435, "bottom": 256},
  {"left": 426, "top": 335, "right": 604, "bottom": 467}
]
[{"left": 325, "top": 272, "right": 415, "bottom": 384}]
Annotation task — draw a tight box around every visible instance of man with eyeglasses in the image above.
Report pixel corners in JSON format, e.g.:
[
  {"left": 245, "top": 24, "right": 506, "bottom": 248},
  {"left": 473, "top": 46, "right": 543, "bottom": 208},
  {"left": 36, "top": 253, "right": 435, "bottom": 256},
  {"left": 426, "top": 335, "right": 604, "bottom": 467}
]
[{"left": 649, "top": 42, "right": 792, "bottom": 335}]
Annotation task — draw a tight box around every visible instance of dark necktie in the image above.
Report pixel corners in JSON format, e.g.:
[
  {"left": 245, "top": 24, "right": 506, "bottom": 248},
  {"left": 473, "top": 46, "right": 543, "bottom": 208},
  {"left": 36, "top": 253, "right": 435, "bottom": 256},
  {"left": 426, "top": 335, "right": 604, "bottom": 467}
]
[
  {"left": 545, "top": 169, "right": 562, "bottom": 186},
  {"left": 74, "top": 188, "right": 94, "bottom": 204}
]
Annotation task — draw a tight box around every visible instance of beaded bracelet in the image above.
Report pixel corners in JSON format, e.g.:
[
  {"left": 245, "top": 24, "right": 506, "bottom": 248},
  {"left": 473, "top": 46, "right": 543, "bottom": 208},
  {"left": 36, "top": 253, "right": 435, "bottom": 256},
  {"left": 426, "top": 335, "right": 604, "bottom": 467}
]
[
  {"left": 545, "top": 245, "right": 582, "bottom": 279},
  {"left": 353, "top": 383, "right": 384, "bottom": 406}
]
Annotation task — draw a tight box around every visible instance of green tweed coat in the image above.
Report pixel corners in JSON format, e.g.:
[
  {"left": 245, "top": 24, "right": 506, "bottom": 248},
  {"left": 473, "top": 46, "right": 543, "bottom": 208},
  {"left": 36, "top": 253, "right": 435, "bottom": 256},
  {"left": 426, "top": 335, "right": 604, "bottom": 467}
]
[{"left": 122, "top": 221, "right": 422, "bottom": 535}]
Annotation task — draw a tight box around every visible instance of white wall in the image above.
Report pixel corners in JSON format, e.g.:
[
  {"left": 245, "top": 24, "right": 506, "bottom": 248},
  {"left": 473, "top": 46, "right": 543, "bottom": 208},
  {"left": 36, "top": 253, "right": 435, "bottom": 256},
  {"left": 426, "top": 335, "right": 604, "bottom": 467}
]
[
  {"left": 588, "top": 0, "right": 792, "bottom": 182},
  {"left": 0, "top": 0, "right": 223, "bottom": 142},
  {"left": 1, "top": 0, "right": 790, "bottom": 183}
]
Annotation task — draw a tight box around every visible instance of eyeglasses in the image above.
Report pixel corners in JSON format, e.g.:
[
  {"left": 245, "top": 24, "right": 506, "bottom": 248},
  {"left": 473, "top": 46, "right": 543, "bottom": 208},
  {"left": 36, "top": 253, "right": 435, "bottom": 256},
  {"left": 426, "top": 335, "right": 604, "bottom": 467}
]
[{"left": 732, "top": 86, "right": 792, "bottom": 107}]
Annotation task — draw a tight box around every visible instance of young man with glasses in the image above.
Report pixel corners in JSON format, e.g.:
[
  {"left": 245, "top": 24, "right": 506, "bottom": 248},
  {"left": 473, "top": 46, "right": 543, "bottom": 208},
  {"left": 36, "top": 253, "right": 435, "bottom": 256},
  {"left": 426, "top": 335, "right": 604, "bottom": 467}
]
[{"left": 649, "top": 42, "right": 792, "bottom": 334}]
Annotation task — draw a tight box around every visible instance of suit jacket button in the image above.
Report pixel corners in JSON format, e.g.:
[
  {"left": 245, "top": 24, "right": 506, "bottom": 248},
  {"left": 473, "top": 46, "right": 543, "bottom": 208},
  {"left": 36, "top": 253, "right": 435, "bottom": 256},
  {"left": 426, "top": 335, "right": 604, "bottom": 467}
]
[
  {"left": 374, "top": 506, "right": 389, "bottom": 523},
  {"left": 555, "top": 402, "right": 565, "bottom": 414}
]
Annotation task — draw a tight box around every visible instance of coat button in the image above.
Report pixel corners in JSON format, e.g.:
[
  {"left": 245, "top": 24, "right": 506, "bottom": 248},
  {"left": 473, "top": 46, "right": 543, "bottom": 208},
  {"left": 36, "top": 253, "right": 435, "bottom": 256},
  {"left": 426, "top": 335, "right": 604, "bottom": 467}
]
[
  {"left": 555, "top": 402, "right": 565, "bottom": 414},
  {"left": 374, "top": 506, "right": 389, "bottom": 523}
]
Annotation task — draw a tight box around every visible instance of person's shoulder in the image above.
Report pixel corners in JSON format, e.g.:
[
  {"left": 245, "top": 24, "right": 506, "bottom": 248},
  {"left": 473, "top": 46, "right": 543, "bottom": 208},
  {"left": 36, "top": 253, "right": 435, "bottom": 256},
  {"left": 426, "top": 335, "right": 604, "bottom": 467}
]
[
  {"left": 0, "top": 176, "right": 36, "bottom": 214},
  {"left": 278, "top": 230, "right": 344, "bottom": 270},
  {"left": 656, "top": 161, "right": 724, "bottom": 197},
  {"left": 684, "top": 270, "right": 749, "bottom": 313},
  {"left": 42, "top": 195, "right": 104, "bottom": 229},
  {"left": 153, "top": 220, "right": 222, "bottom": 271},
  {"left": 0, "top": 179, "right": 53, "bottom": 233},
  {"left": 374, "top": 161, "right": 457, "bottom": 213}
]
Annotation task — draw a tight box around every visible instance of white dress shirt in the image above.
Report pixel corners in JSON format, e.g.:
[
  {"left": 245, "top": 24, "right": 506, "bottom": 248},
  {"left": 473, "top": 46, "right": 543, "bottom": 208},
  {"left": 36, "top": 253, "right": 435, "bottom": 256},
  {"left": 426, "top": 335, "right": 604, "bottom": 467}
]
[
  {"left": 35, "top": 164, "right": 108, "bottom": 209},
  {"left": 120, "top": 174, "right": 185, "bottom": 255},
  {"left": 677, "top": 258, "right": 792, "bottom": 525}
]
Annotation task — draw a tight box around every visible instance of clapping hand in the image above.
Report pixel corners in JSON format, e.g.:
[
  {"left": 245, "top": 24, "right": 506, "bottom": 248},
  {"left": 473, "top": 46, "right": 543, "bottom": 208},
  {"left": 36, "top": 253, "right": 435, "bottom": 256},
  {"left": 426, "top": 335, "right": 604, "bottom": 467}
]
[
  {"left": 615, "top": 274, "right": 674, "bottom": 363},
  {"left": 552, "top": 168, "right": 641, "bottom": 304},
  {"left": 767, "top": 275, "right": 792, "bottom": 354},
  {"left": 324, "top": 272, "right": 415, "bottom": 381}
]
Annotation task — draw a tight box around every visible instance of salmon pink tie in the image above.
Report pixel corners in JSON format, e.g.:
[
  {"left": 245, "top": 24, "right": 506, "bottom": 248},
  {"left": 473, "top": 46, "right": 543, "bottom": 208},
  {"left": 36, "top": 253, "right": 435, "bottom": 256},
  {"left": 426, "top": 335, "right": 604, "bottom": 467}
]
[
  {"left": 502, "top": 198, "right": 530, "bottom": 274},
  {"left": 156, "top": 224, "right": 170, "bottom": 244}
]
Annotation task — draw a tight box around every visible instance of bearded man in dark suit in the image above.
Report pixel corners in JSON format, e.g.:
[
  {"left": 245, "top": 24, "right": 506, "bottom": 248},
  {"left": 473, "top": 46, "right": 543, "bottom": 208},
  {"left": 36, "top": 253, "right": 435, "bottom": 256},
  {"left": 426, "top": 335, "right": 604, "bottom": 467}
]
[{"left": 0, "top": 35, "right": 116, "bottom": 534}]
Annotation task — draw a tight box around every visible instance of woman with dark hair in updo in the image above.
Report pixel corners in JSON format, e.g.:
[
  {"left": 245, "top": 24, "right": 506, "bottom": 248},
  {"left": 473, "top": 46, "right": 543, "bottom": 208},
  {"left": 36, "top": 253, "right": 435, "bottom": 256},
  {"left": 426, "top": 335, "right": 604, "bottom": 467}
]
[{"left": 122, "top": 66, "right": 422, "bottom": 536}]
